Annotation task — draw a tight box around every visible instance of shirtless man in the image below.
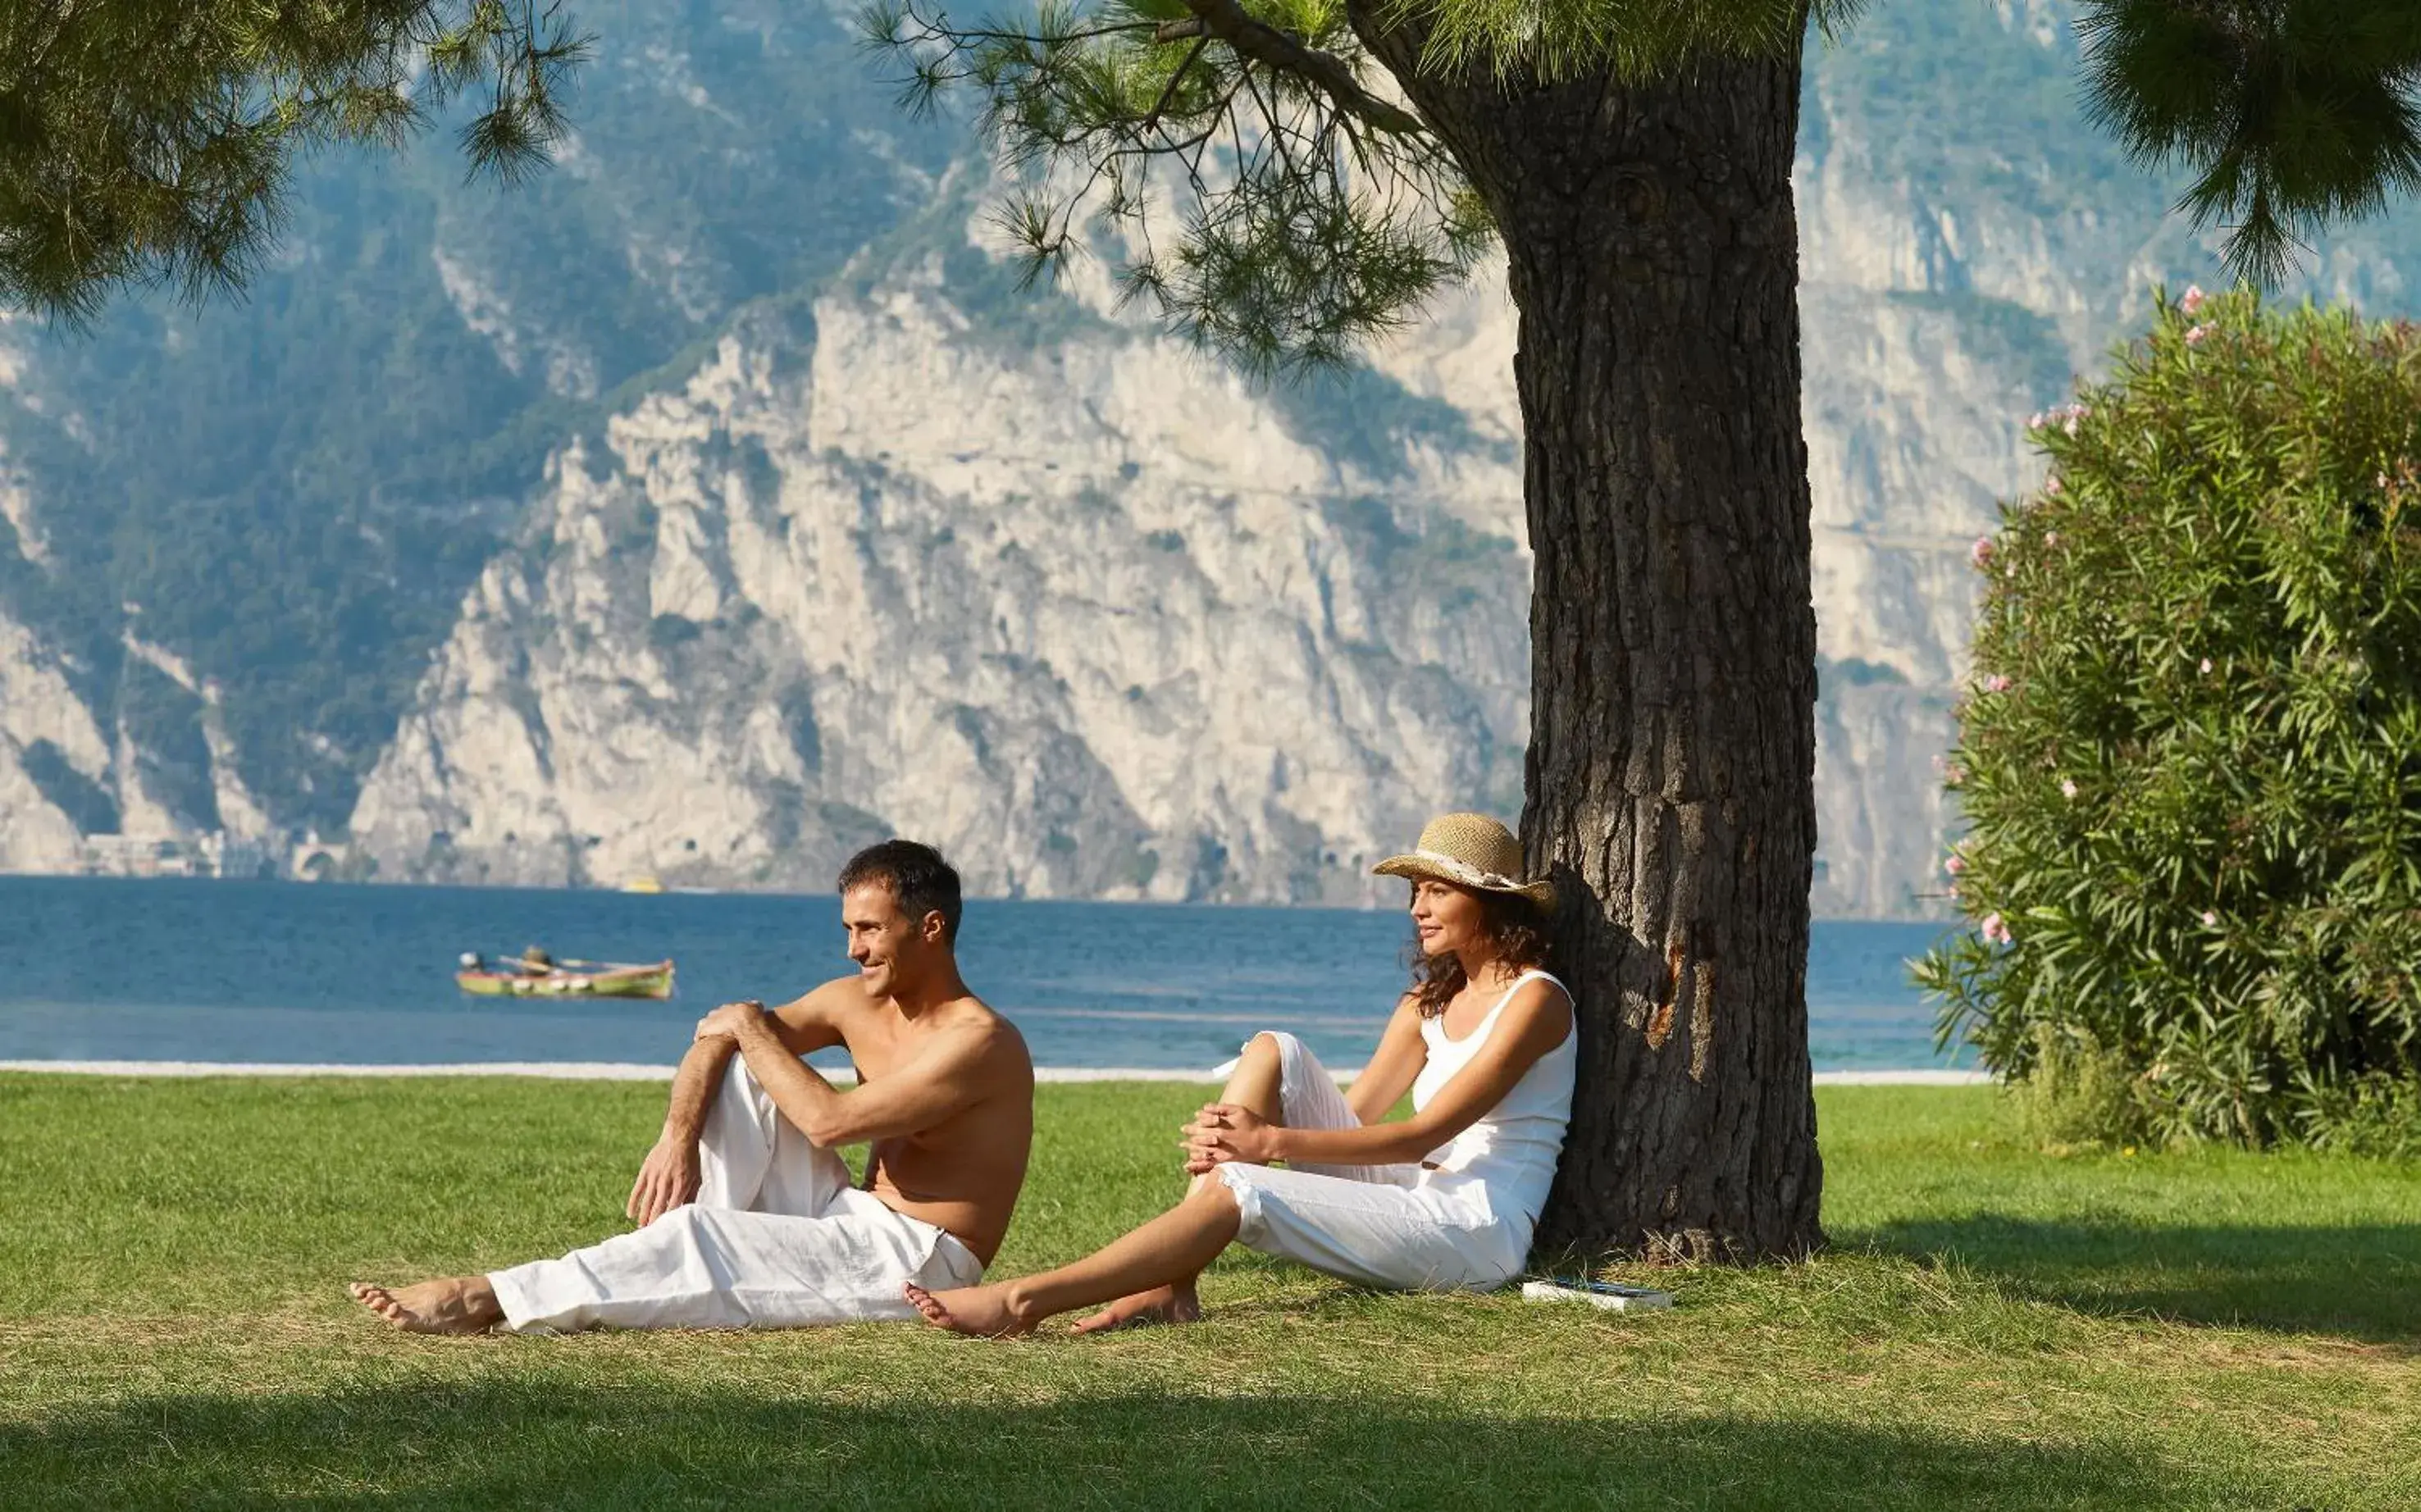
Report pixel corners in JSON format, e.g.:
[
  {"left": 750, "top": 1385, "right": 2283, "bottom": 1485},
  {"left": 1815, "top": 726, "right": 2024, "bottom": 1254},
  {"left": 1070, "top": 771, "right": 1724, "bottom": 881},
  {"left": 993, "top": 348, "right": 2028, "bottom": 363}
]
[{"left": 349, "top": 840, "right": 1033, "bottom": 1334}]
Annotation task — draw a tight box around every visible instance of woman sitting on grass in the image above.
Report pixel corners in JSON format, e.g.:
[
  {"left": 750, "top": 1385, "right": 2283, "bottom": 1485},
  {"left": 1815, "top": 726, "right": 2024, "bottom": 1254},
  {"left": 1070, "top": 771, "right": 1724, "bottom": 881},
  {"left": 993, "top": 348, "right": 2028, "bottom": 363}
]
[{"left": 907, "top": 812, "right": 1575, "bottom": 1337}]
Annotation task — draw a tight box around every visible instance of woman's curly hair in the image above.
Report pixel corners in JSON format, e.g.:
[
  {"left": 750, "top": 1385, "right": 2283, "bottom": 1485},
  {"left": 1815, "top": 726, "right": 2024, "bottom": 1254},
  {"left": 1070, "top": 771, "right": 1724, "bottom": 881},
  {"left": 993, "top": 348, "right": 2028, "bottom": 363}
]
[{"left": 1406, "top": 886, "right": 1552, "bottom": 1018}]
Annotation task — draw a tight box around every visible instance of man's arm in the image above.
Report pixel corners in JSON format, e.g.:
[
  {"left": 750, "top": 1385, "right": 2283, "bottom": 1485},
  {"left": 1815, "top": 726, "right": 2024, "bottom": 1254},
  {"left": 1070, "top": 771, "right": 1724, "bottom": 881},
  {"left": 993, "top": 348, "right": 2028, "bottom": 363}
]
[
  {"left": 661, "top": 1035, "right": 737, "bottom": 1147},
  {"left": 627, "top": 1034, "right": 736, "bottom": 1225},
  {"left": 712, "top": 1004, "right": 1008, "bottom": 1149},
  {"left": 627, "top": 986, "right": 849, "bottom": 1225}
]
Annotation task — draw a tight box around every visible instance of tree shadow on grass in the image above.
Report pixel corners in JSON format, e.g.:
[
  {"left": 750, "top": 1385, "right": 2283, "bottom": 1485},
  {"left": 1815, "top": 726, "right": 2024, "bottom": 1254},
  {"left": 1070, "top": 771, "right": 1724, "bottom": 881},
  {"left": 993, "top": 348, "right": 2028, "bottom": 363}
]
[
  {"left": 1855, "top": 1216, "right": 2421, "bottom": 1344},
  {"left": 2, "top": 1381, "right": 2200, "bottom": 1511}
]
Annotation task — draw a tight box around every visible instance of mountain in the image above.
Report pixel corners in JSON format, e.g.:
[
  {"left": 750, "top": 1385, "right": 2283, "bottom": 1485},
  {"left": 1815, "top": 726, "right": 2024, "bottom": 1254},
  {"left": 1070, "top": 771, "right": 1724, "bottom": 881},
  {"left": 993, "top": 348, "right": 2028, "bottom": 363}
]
[{"left": 1, "top": 1, "right": 2416, "bottom": 909}]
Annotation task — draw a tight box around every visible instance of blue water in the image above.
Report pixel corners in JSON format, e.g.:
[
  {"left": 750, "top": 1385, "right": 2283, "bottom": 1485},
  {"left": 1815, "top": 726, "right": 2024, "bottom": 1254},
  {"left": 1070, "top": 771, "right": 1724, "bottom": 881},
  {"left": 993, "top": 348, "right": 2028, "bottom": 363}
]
[{"left": 0, "top": 877, "right": 1960, "bottom": 1071}]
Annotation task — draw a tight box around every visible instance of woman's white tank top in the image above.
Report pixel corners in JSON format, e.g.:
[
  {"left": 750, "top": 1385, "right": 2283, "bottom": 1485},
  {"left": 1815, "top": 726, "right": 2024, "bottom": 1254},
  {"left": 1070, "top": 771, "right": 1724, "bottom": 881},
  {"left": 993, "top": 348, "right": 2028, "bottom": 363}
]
[{"left": 1411, "top": 968, "right": 1576, "bottom": 1232}]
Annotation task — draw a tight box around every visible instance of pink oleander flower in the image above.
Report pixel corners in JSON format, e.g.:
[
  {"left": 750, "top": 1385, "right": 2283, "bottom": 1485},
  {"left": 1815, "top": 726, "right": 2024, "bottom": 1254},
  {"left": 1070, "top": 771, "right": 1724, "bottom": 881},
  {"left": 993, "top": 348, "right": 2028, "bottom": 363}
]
[
  {"left": 2200, "top": 910, "right": 2218, "bottom": 927},
  {"left": 2181, "top": 285, "right": 2206, "bottom": 316},
  {"left": 2045, "top": 474, "right": 2063, "bottom": 495},
  {"left": 2060, "top": 777, "right": 2078, "bottom": 799},
  {"left": 2063, "top": 413, "right": 2081, "bottom": 437},
  {"left": 1985, "top": 674, "right": 2012, "bottom": 694},
  {"left": 1946, "top": 854, "right": 1967, "bottom": 876},
  {"left": 1972, "top": 536, "right": 1996, "bottom": 567},
  {"left": 1981, "top": 912, "right": 2010, "bottom": 945},
  {"left": 2027, "top": 412, "right": 2047, "bottom": 430},
  {"left": 1946, "top": 763, "right": 1966, "bottom": 784},
  {"left": 2044, "top": 531, "right": 2060, "bottom": 547},
  {"left": 2200, "top": 657, "right": 2213, "bottom": 674},
  {"left": 1948, "top": 883, "right": 1960, "bottom": 899},
  {"left": 2185, "top": 323, "right": 2214, "bottom": 347}
]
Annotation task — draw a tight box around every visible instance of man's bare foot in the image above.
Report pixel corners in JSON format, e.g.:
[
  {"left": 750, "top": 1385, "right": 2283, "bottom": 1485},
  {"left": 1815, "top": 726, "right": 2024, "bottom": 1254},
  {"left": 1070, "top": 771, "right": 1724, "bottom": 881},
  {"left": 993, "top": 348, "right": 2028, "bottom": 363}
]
[
  {"left": 349, "top": 1277, "right": 504, "bottom": 1336},
  {"left": 1069, "top": 1282, "right": 1202, "bottom": 1335},
  {"left": 903, "top": 1281, "right": 1034, "bottom": 1339}
]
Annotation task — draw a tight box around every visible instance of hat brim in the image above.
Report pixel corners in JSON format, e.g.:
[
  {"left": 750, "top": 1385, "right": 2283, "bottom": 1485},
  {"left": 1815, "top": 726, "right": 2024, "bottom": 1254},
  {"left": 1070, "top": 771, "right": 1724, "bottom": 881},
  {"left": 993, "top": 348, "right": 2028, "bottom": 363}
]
[{"left": 1372, "top": 853, "right": 1556, "bottom": 908}]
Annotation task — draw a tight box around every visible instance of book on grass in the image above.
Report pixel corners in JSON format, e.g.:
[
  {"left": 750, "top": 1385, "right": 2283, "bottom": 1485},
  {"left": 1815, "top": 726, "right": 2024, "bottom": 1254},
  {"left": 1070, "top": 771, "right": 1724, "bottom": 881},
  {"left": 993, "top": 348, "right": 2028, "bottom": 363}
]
[{"left": 1520, "top": 1278, "right": 1675, "bottom": 1312}]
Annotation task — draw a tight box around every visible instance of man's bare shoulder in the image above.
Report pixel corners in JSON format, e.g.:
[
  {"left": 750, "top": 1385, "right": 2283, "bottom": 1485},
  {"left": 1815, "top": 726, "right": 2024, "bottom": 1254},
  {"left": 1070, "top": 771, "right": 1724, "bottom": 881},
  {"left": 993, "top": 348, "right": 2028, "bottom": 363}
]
[
  {"left": 932, "top": 995, "right": 1034, "bottom": 1079},
  {"left": 755, "top": 977, "right": 874, "bottom": 1054},
  {"left": 784, "top": 974, "right": 879, "bottom": 1018}
]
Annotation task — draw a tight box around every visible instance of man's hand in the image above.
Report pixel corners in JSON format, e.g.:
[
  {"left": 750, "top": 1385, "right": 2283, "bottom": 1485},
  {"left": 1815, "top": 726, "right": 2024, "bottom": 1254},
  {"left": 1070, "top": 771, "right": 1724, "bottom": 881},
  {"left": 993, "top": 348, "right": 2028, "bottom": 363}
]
[
  {"left": 627, "top": 1136, "right": 702, "bottom": 1226},
  {"left": 1183, "top": 1102, "right": 1278, "bottom": 1173},
  {"left": 695, "top": 1000, "right": 766, "bottom": 1042}
]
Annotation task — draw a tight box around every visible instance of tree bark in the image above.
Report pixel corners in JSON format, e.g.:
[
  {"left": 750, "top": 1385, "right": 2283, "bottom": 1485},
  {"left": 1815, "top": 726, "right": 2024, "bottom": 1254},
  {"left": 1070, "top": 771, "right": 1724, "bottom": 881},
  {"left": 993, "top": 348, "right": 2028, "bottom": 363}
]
[{"left": 1362, "top": 26, "right": 1824, "bottom": 1259}]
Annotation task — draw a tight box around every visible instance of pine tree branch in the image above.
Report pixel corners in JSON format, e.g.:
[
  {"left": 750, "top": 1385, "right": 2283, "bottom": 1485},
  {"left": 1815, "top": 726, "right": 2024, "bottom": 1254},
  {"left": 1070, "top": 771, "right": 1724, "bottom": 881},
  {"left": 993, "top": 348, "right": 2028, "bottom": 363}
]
[
  {"left": 865, "top": 0, "right": 1468, "bottom": 371},
  {"left": 1173, "top": 0, "right": 1423, "bottom": 134},
  {"left": 1143, "top": 33, "right": 1213, "bottom": 131}
]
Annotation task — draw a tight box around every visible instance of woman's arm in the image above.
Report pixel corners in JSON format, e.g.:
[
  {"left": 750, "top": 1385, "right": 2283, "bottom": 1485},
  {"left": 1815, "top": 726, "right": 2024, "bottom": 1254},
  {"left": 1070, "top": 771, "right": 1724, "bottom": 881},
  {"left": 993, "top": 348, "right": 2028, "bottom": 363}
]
[
  {"left": 1344, "top": 996, "right": 1429, "bottom": 1124},
  {"left": 1188, "top": 979, "right": 1572, "bottom": 1171}
]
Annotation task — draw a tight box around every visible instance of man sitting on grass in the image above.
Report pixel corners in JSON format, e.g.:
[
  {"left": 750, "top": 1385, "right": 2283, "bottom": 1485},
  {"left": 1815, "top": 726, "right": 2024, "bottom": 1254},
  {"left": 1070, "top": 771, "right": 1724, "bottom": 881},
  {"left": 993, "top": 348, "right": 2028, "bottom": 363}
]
[{"left": 350, "top": 840, "right": 1034, "bottom": 1334}]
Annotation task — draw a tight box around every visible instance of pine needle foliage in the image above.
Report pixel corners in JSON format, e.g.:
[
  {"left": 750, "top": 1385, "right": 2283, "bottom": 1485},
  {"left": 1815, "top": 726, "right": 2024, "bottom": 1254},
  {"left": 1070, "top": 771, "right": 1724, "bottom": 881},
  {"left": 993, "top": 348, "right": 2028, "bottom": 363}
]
[
  {"left": 1388, "top": 0, "right": 1863, "bottom": 87},
  {"left": 859, "top": 0, "right": 2421, "bottom": 375},
  {"left": 6, "top": 2, "right": 2419, "bottom": 346},
  {"left": 864, "top": 0, "right": 1474, "bottom": 377},
  {"left": 1917, "top": 289, "right": 2421, "bottom": 1153},
  {"left": 2077, "top": 1, "right": 2421, "bottom": 288},
  {"left": 0, "top": 1, "right": 589, "bottom": 325},
  {"left": 859, "top": 0, "right": 1863, "bottom": 376}
]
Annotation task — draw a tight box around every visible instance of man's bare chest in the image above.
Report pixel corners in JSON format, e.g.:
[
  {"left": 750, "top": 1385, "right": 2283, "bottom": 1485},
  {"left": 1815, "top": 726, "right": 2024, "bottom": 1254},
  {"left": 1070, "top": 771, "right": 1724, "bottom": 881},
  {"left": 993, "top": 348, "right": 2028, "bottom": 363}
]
[{"left": 832, "top": 1013, "right": 937, "bottom": 1085}]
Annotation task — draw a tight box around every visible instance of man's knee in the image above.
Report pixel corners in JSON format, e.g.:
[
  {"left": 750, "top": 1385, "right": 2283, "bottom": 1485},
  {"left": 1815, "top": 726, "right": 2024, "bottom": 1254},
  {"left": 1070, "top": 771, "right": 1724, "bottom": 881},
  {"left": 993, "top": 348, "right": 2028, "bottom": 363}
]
[
  {"left": 695, "top": 1056, "right": 768, "bottom": 1168},
  {"left": 709, "top": 1055, "right": 773, "bottom": 1125}
]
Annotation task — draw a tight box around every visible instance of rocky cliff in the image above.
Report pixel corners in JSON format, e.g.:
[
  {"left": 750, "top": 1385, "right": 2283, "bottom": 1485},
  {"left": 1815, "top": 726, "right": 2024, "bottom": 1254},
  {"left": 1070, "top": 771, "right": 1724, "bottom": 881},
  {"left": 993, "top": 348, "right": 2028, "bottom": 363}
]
[
  {"left": 349, "top": 243, "right": 1533, "bottom": 903},
  {"left": 2, "top": 2, "right": 2417, "bottom": 912}
]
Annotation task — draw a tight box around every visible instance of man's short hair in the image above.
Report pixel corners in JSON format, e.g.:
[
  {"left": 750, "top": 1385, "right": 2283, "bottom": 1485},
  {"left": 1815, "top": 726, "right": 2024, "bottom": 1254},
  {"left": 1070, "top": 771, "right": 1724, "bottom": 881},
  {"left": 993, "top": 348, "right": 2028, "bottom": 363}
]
[{"left": 837, "top": 840, "right": 964, "bottom": 945}]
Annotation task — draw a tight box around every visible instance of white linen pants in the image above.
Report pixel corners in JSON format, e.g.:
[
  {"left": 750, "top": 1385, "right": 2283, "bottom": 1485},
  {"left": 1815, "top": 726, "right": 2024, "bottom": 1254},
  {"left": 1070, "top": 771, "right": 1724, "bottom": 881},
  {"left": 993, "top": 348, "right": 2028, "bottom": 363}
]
[
  {"left": 487, "top": 1058, "right": 983, "bottom": 1332},
  {"left": 1214, "top": 1032, "right": 1527, "bottom": 1292}
]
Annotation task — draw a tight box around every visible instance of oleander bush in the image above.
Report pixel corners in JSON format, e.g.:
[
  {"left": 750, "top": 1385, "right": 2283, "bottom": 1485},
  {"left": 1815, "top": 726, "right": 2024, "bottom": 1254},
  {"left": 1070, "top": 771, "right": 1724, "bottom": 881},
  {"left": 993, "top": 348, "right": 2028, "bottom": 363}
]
[{"left": 1915, "top": 288, "right": 2421, "bottom": 1151}]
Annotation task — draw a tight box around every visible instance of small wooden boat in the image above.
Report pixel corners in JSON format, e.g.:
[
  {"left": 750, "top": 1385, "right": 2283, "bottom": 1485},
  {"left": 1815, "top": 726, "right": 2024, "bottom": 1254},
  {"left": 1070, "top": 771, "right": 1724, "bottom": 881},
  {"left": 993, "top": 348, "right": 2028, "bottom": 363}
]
[{"left": 456, "top": 958, "right": 677, "bottom": 1000}]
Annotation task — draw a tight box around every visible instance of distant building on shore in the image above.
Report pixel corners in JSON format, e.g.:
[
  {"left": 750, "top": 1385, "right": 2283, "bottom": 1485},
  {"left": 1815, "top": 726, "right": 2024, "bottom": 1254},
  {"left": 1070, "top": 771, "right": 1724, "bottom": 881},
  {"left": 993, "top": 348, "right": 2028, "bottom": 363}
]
[
  {"left": 290, "top": 834, "right": 366, "bottom": 882},
  {"left": 75, "top": 832, "right": 284, "bottom": 881}
]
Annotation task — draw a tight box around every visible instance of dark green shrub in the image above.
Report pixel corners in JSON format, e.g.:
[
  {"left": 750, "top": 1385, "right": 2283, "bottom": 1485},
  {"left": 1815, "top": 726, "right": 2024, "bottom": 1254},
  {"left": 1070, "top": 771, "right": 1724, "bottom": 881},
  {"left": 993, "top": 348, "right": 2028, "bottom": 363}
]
[{"left": 1915, "top": 289, "right": 2421, "bottom": 1149}]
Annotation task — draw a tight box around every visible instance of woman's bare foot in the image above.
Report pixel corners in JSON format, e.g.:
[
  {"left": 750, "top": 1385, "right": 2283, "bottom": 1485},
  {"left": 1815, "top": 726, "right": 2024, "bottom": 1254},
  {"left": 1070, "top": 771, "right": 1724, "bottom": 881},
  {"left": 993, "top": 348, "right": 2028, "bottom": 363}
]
[
  {"left": 902, "top": 1281, "right": 1034, "bottom": 1339},
  {"left": 1069, "top": 1282, "right": 1202, "bottom": 1335},
  {"left": 348, "top": 1277, "right": 504, "bottom": 1336}
]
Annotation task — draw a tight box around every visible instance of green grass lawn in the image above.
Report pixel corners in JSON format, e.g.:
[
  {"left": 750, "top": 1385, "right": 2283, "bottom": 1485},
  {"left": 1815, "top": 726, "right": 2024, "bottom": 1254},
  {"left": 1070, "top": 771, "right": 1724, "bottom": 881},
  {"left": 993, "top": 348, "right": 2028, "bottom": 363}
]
[{"left": 1, "top": 1075, "right": 2415, "bottom": 1509}]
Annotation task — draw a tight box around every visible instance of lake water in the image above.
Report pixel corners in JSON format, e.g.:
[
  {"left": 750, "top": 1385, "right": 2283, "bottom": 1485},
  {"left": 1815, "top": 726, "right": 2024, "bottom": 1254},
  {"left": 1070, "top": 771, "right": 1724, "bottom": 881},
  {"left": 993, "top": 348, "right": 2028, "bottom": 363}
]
[{"left": 0, "top": 877, "right": 1962, "bottom": 1072}]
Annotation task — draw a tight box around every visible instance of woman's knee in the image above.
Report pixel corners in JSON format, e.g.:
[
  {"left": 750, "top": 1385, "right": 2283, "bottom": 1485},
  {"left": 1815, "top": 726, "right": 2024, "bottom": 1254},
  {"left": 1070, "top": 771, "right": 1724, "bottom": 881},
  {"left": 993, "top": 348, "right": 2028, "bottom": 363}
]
[
  {"left": 1187, "top": 1172, "right": 1244, "bottom": 1225},
  {"left": 1244, "top": 1030, "right": 1299, "bottom": 1065},
  {"left": 1224, "top": 1033, "right": 1296, "bottom": 1127}
]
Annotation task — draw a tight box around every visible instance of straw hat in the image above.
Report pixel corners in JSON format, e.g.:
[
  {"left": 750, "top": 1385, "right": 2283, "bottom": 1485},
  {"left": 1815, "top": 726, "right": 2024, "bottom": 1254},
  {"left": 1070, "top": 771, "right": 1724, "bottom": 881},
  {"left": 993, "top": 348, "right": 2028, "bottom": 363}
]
[{"left": 1371, "top": 813, "right": 1555, "bottom": 907}]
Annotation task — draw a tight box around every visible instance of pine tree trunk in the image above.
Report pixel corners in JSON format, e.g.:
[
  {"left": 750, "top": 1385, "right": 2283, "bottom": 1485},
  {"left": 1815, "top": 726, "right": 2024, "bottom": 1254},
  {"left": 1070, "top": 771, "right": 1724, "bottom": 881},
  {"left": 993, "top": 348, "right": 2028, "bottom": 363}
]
[{"left": 1368, "top": 32, "right": 1825, "bottom": 1259}]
